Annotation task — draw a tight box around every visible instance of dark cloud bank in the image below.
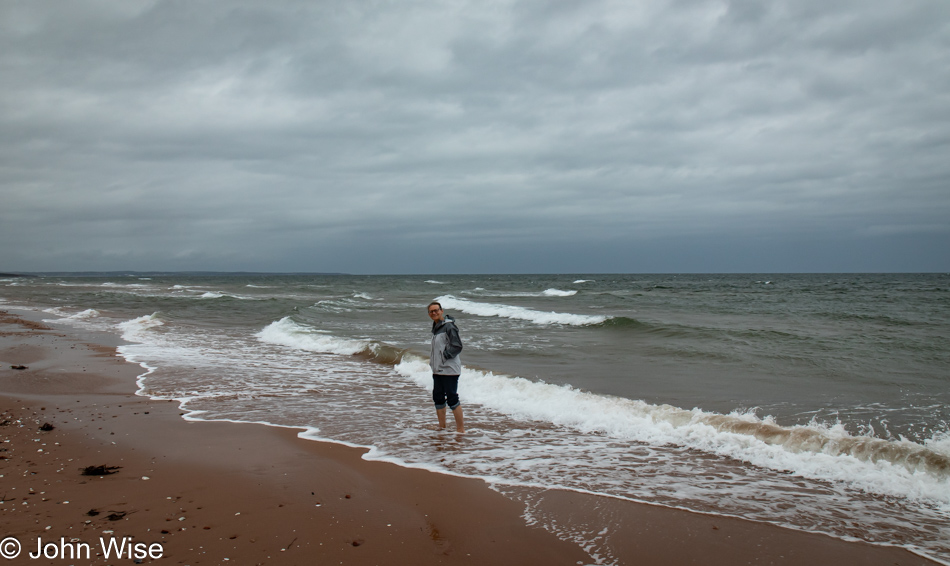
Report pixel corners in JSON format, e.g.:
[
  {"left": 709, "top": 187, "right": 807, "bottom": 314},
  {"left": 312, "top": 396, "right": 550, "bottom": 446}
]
[{"left": 2, "top": 0, "right": 948, "bottom": 273}]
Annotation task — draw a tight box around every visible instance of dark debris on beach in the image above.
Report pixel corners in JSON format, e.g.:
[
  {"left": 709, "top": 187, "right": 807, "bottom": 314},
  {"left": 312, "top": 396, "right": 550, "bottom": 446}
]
[{"left": 81, "top": 464, "right": 122, "bottom": 476}]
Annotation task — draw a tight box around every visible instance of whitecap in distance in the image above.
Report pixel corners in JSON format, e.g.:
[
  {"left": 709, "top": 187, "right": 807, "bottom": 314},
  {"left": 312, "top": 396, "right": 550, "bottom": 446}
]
[{"left": 436, "top": 295, "right": 606, "bottom": 326}]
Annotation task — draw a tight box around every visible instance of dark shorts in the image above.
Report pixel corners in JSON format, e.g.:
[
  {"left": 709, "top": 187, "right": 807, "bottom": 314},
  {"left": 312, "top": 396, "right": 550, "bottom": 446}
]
[{"left": 432, "top": 374, "right": 460, "bottom": 410}]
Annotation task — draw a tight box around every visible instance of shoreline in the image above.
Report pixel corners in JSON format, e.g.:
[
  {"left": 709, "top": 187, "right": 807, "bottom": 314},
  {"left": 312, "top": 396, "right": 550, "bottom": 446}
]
[{"left": 0, "top": 308, "right": 940, "bottom": 565}]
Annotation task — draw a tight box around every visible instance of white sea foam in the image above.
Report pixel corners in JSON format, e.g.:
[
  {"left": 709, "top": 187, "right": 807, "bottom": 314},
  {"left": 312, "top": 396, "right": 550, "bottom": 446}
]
[
  {"left": 927, "top": 431, "right": 950, "bottom": 454},
  {"left": 189, "top": 290, "right": 255, "bottom": 300},
  {"left": 118, "top": 313, "right": 165, "bottom": 342},
  {"left": 100, "top": 282, "right": 153, "bottom": 288},
  {"left": 425, "top": 280, "right": 446, "bottom": 284},
  {"left": 437, "top": 295, "right": 607, "bottom": 326},
  {"left": 40, "top": 308, "right": 106, "bottom": 330},
  {"left": 542, "top": 288, "right": 577, "bottom": 297},
  {"left": 573, "top": 279, "right": 593, "bottom": 284},
  {"left": 69, "top": 308, "right": 100, "bottom": 319},
  {"left": 171, "top": 285, "right": 215, "bottom": 293},
  {"left": 462, "top": 288, "right": 577, "bottom": 298},
  {"left": 256, "top": 317, "right": 369, "bottom": 355},
  {"left": 390, "top": 356, "right": 950, "bottom": 505},
  {"left": 312, "top": 298, "right": 365, "bottom": 312}
]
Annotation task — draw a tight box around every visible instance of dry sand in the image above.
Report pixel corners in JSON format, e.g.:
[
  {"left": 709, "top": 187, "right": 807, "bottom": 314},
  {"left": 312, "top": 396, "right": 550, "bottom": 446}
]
[{"left": 0, "top": 309, "right": 938, "bottom": 565}]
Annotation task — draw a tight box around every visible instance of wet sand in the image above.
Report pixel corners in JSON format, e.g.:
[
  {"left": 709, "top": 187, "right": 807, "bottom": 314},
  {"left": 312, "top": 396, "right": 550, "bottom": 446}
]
[{"left": 0, "top": 309, "right": 938, "bottom": 565}]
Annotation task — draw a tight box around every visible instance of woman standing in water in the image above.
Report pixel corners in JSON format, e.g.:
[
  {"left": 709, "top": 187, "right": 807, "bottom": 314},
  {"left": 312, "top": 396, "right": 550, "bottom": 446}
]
[{"left": 427, "top": 301, "right": 464, "bottom": 433}]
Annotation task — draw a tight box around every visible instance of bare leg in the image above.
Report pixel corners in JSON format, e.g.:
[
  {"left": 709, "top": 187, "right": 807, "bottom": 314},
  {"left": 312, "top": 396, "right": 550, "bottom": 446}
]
[
  {"left": 452, "top": 406, "right": 464, "bottom": 433},
  {"left": 436, "top": 407, "right": 447, "bottom": 429}
]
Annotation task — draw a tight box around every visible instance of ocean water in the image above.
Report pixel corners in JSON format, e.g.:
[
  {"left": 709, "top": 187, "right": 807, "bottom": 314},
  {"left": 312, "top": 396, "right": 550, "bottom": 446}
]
[{"left": 2, "top": 273, "right": 949, "bottom": 564}]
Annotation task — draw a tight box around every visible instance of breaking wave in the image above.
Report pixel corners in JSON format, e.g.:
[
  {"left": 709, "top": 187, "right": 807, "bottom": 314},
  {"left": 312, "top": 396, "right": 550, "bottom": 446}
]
[
  {"left": 255, "top": 317, "right": 408, "bottom": 365},
  {"left": 436, "top": 295, "right": 607, "bottom": 326},
  {"left": 118, "top": 312, "right": 165, "bottom": 341},
  {"left": 256, "top": 317, "right": 368, "bottom": 355},
  {"left": 392, "top": 355, "right": 950, "bottom": 504},
  {"left": 252, "top": 317, "right": 950, "bottom": 505}
]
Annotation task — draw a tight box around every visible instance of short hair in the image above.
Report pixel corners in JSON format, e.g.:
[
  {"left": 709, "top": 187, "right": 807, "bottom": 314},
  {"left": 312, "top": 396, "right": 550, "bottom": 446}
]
[{"left": 428, "top": 301, "right": 442, "bottom": 310}]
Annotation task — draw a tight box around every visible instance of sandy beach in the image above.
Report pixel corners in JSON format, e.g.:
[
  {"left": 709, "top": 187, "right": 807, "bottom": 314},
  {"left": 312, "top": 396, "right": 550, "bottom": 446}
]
[{"left": 0, "top": 309, "right": 939, "bottom": 566}]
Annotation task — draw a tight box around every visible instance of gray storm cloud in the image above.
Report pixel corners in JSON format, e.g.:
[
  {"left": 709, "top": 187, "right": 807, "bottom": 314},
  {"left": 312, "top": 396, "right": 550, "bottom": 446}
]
[{"left": 1, "top": 0, "right": 948, "bottom": 273}]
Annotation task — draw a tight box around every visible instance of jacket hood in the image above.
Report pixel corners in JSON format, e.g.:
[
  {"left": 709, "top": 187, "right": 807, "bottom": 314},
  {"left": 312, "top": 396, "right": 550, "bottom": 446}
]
[{"left": 432, "top": 314, "right": 456, "bottom": 333}]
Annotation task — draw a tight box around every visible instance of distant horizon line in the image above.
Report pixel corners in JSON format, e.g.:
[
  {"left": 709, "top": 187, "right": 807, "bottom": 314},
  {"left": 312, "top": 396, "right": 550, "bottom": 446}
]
[{"left": 2, "top": 270, "right": 947, "bottom": 277}]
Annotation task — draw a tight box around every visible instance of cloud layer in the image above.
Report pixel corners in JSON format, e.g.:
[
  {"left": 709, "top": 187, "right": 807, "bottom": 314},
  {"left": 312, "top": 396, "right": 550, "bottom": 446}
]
[{"left": 2, "top": 0, "right": 948, "bottom": 273}]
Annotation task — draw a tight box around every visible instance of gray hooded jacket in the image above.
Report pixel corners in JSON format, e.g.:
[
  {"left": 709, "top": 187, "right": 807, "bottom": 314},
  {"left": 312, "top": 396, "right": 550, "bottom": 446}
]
[{"left": 430, "top": 314, "right": 463, "bottom": 375}]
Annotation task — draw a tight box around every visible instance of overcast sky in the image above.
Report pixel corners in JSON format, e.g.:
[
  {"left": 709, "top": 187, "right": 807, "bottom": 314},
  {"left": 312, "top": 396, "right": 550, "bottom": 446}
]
[{"left": 1, "top": 0, "right": 948, "bottom": 274}]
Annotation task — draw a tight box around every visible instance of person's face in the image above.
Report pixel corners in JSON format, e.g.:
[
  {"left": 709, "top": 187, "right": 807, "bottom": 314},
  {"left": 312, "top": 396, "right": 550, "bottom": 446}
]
[{"left": 428, "top": 305, "right": 443, "bottom": 321}]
